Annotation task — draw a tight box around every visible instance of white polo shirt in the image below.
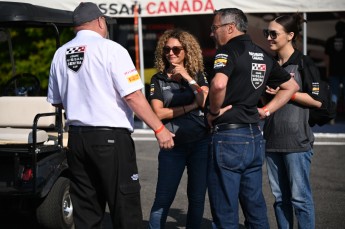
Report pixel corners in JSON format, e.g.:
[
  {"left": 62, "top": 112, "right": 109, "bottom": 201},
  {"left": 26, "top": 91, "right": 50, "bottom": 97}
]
[{"left": 47, "top": 30, "right": 143, "bottom": 131}]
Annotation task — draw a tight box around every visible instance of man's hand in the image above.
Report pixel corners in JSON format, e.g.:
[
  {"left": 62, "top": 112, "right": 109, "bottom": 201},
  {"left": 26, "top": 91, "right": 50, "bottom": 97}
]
[
  {"left": 257, "top": 107, "right": 267, "bottom": 120},
  {"left": 124, "top": 90, "right": 175, "bottom": 149},
  {"left": 155, "top": 127, "right": 175, "bottom": 149}
]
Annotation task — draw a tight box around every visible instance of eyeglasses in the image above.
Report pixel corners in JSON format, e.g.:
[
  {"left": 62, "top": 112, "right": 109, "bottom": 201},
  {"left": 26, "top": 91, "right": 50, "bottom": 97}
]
[
  {"left": 163, "top": 46, "right": 184, "bottom": 55},
  {"left": 210, "top": 23, "right": 231, "bottom": 32},
  {"left": 263, "top": 29, "right": 280, "bottom": 39}
]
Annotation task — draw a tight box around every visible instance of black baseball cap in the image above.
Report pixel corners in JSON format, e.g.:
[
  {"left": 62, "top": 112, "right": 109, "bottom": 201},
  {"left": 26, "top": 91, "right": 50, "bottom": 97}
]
[{"left": 73, "top": 2, "right": 106, "bottom": 26}]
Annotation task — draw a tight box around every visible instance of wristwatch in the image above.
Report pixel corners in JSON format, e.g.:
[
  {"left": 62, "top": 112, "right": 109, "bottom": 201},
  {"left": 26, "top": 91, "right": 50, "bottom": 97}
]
[{"left": 188, "top": 80, "right": 197, "bottom": 85}]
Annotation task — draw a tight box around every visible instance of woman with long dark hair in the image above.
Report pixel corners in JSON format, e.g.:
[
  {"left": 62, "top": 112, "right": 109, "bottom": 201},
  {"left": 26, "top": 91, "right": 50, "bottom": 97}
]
[{"left": 263, "top": 14, "right": 323, "bottom": 229}]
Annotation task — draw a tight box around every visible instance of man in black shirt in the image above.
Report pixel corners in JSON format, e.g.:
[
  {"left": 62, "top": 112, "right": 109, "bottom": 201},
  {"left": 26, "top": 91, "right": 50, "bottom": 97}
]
[{"left": 206, "top": 8, "right": 299, "bottom": 228}]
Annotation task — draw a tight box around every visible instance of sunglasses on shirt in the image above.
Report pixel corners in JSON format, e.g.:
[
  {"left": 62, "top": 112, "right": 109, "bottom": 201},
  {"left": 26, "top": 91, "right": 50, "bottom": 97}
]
[
  {"left": 163, "top": 46, "right": 184, "bottom": 55},
  {"left": 263, "top": 29, "right": 279, "bottom": 39}
]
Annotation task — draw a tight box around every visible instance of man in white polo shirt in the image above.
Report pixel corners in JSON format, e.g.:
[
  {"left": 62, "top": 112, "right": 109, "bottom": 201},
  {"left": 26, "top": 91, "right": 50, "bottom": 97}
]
[{"left": 47, "top": 2, "right": 174, "bottom": 228}]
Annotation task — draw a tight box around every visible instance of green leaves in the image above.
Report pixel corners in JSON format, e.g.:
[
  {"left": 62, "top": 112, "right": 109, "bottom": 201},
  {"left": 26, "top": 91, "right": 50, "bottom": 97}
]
[{"left": 0, "top": 27, "right": 74, "bottom": 94}]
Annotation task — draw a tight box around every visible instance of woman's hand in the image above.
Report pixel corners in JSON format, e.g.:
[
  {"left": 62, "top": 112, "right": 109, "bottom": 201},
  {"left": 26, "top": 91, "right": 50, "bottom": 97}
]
[
  {"left": 171, "top": 63, "right": 190, "bottom": 81},
  {"left": 266, "top": 86, "right": 280, "bottom": 95},
  {"left": 207, "top": 105, "right": 232, "bottom": 128}
]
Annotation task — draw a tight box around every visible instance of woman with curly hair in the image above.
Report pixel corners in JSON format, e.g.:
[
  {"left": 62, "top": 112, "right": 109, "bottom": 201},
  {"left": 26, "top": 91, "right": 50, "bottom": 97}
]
[{"left": 148, "top": 29, "right": 209, "bottom": 228}]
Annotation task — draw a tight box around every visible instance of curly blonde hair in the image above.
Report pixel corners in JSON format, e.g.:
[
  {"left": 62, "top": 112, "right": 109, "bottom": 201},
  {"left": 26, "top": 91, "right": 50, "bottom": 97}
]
[{"left": 154, "top": 29, "right": 204, "bottom": 79}]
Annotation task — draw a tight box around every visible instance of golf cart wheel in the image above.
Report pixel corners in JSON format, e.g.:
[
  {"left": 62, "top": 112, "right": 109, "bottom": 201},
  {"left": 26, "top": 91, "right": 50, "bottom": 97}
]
[{"left": 36, "top": 177, "right": 74, "bottom": 229}]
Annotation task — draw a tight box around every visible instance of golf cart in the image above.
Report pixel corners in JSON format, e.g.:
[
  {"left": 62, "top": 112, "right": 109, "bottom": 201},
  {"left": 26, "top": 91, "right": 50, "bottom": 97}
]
[{"left": 0, "top": 2, "right": 73, "bottom": 228}]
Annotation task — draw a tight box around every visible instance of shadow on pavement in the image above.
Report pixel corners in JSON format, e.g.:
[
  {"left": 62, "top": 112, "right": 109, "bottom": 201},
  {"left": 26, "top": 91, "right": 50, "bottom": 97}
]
[
  {"left": 102, "top": 208, "right": 247, "bottom": 229},
  {"left": 312, "top": 113, "right": 345, "bottom": 134}
]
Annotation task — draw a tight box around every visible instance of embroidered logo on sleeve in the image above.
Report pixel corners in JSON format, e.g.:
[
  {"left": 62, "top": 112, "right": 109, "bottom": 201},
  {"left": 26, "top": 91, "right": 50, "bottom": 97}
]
[
  {"left": 127, "top": 73, "right": 140, "bottom": 83},
  {"left": 125, "top": 69, "right": 140, "bottom": 83},
  {"left": 150, "top": 83, "right": 155, "bottom": 96},
  {"left": 214, "top": 53, "right": 228, "bottom": 69},
  {"left": 66, "top": 46, "right": 86, "bottom": 72},
  {"left": 251, "top": 63, "right": 266, "bottom": 89}
]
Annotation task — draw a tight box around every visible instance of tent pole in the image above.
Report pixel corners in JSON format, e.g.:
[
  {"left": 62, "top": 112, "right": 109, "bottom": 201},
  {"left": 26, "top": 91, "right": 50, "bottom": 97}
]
[
  {"left": 139, "top": 15, "right": 147, "bottom": 129},
  {"left": 139, "top": 16, "right": 144, "bottom": 97},
  {"left": 134, "top": 3, "right": 139, "bottom": 70},
  {"left": 303, "top": 12, "right": 307, "bottom": 55}
]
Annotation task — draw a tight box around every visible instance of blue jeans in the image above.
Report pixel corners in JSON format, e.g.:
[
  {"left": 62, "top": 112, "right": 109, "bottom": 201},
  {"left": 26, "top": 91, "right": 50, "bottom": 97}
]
[
  {"left": 208, "top": 125, "right": 269, "bottom": 229},
  {"left": 329, "top": 75, "right": 345, "bottom": 104},
  {"left": 148, "top": 137, "right": 209, "bottom": 229},
  {"left": 266, "top": 150, "right": 315, "bottom": 229}
]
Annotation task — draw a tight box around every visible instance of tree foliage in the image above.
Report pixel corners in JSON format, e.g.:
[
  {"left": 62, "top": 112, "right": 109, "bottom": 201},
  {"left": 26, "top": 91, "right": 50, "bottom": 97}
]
[{"left": 0, "top": 27, "right": 74, "bottom": 95}]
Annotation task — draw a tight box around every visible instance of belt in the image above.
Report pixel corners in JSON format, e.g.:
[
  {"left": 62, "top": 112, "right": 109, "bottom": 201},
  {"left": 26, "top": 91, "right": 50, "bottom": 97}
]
[
  {"left": 211, "top": 123, "right": 255, "bottom": 133},
  {"left": 69, "top": 125, "right": 129, "bottom": 133}
]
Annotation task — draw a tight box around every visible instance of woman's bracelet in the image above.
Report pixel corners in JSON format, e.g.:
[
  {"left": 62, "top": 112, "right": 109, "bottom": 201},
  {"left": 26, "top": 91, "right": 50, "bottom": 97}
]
[
  {"left": 209, "top": 110, "right": 220, "bottom": 116},
  {"left": 188, "top": 80, "right": 197, "bottom": 85},
  {"left": 154, "top": 124, "right": 165, "bottom": 134}
]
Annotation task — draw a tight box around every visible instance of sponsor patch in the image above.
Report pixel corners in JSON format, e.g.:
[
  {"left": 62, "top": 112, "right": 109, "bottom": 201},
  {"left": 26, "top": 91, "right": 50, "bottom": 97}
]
[
  {"left": 127, "top": 73, "right": 140, "bottom": 83},
  {"left": 214, "top": 53, "right": 228, "bottom": 69},
  {"left": 66, "top": 46, "right": 86, "bottom": 72},
  {"left": 203, "top": 73, "right": 209, "bottom": 84},
  {"left": 312, "top": 82, "right": 320, "bottom": 95},
  {"left": 162, "top": 85, "right": 171, "bottom": 91},
  {"left": 251, "top": 63, "right": 266, "bottom": 89},
  {"left": 249, "top": 51, "right": 264, "bottom": 60},
  {"left": 150, "top": 83, "right": 155, "bottom": 96}
]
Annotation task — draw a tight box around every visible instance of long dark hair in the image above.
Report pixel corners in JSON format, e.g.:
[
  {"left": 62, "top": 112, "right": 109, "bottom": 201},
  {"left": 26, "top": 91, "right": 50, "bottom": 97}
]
[{"left": 274, "top": 14, "right": 305, "bottom": 44}]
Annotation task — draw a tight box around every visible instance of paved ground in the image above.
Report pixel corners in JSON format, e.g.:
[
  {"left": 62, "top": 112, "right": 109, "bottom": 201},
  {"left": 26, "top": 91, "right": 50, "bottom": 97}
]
[
  {"left": 1, "top": 115, "right": 344, "bottom": 228},
  {"left": 311, "top": 113, "right": 345, "bottom": 134},
  {"left": 131, "top": 130, "right": 345, "bottom": 229}
]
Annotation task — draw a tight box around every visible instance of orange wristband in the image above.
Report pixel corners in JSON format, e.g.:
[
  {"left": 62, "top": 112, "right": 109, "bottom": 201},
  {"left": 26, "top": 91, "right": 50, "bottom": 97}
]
[
  {"left": 291, "top": 93, "right": 297, "bottom": 101},
  {"left": 262, "top": 106, "right": 270, "bottom": 117},
  {"left": 193, "top": 87, "right": 203, "bottom": 95},
  {"left": 154, "top": 124, "right": 165, "bottom": 134}
]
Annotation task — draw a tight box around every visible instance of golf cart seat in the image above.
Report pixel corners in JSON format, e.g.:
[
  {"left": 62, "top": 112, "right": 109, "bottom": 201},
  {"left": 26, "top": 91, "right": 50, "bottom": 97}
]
[{"left": 0, "top": 96, "right": 62, "bottom": 146}]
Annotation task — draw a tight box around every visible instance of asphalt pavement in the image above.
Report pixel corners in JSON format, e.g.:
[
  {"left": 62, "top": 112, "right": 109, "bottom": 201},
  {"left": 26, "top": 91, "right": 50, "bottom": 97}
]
[
  {"left": 130, "top": 121, "right": 345, "bottom": 229},
  {"left": 1, "top": 115, "right": 344, "bottom": 229},
  {"left": 131, "top": 112, "right": 345, "bottom": 229}
]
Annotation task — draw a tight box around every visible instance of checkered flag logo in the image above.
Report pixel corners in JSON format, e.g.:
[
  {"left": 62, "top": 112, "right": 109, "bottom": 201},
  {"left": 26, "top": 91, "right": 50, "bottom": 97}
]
[
  {"left": 252, "top": 63, "right": 266, "bottom": 71},
  {"left": 251, "top": 63, "right": 266, "bottom": 89},
  {"left": 66, "top": 46, "right": 86, "bottom": 73},
  {"left": 66, "top": 46, "right": 86, "bottom": 54}
]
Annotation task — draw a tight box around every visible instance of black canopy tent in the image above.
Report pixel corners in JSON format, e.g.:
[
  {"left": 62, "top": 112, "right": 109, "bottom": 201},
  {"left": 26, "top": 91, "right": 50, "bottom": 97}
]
[{"left": 0, "top": 1, "right": 73, "bottom": 26}]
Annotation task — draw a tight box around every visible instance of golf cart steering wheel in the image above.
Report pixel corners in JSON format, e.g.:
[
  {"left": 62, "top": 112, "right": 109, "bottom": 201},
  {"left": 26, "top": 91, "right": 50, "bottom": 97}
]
[{"left": 2, "top": 73, "right": 41, "bottom": 96}]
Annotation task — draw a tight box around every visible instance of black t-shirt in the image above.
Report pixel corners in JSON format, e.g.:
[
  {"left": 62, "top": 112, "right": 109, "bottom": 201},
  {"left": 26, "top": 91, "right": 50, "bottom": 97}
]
[
  {"left": 149, "top": 71, "right": 208, "bottom": 108},
  {"left": 149, "top": 71, "right": 209, "bottom": 144},
  {"left": 211, "top": 34, "right": 291, "bottom": 124}
]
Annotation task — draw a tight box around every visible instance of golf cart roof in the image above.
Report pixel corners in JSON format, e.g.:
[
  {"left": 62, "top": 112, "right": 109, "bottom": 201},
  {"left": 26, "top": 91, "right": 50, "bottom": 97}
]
[{"left": 0, "top": 2, "right": 73, "bottom": 27}]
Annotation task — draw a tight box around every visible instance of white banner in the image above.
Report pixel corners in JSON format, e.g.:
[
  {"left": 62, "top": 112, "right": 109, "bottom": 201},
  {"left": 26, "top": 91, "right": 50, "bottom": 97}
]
[{"left": 2, "top": 0, "right": 345, "bottom": 17}]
